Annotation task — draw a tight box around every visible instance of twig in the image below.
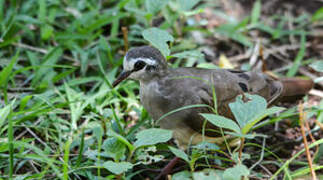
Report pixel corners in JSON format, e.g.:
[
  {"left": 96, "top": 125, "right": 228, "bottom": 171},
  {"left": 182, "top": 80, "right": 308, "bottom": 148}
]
[
  {"left": 122, "top": 27, "right": 129, "bottom": 53},
  {"left": 305, "top": 116, "right": 319, "bottom": 161},
  {"left": 299, "top": 102, "right": 317, "bottom": 180},
  {"left": 315, "top": 120, "right": 323, "bottom": 131}
]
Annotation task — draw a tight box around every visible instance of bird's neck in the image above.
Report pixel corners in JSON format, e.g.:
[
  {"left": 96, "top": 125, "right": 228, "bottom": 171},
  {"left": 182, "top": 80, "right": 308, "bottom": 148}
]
[{"left": 139, "top": 67, "right": 169, "bottom": 84}]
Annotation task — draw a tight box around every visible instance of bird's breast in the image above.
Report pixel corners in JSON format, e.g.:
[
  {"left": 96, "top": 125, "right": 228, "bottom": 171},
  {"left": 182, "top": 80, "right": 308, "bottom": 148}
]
[{"left": 140, "top": 81, "right": 170, "bottom": 120}]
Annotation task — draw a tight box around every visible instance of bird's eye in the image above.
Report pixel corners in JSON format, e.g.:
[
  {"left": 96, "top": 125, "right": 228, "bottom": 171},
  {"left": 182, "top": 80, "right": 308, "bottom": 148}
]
[{"left": 134, "top": 60, "right": 146, "bottom": 71}]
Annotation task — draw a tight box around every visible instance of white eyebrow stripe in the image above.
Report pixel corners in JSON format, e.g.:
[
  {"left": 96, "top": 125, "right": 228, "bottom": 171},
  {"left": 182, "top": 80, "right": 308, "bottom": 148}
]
[
  {"left": 123, "top": 57, "right": 157, "bottom": 71},
  {"left": 134, "top": 58, "right": 156, "bottom": 65}
]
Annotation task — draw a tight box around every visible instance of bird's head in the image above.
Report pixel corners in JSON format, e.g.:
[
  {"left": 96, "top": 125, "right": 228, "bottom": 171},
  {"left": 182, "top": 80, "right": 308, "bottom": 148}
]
[{"left": 112, "top": 46, "right": 167, "bottom": 87}]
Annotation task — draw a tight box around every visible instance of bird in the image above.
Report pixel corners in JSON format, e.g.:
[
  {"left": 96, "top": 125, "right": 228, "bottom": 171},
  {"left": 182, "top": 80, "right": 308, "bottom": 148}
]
[{"left": 112, "top": 45, "right": 313, "bottom": 148}]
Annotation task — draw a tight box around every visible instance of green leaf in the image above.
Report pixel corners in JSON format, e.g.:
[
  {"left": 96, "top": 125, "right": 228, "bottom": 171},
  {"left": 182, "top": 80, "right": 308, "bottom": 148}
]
[
  {"left": 251, "top": 0, "right": 261, "bottom": 25},
  {"left": 145, "top": 0, "right": 169, "bottom": 14},
  {"left": 200, "top": 113, "right": 241, "bottom": 134},
  {"left": 108, "top": 130, "right": 134, "bottom": 152},
  {"left": 287, "top": 33, "right": 306, "bottom": 77},
  {"left": 215, "top": 24, "right": 252, "bottom": 47},
  {"left": 309, "top": 60, "right": 323, "bottom": 72},
  {"left": 172, "top": 170, "right": 192, "bottom": 180},
  {"left": 193, "top": 141, "right": 220, "bottom": 151},
  {"left": 134, "top": 128, "right": 172, "bottom": 148},
  {"left": 312, "top": 7, "right": 323, "bottom": 21},
  {"left": 19, "top": 95, "right": 32, "bottom": 111},
  {"left": 0, "top": 51, "right": 19, "bottom": 87},
  {"left": 196, "top": 63, "right": 219, "bottom": 69},
  {"left": 32, "top": 47, "right": 62, "bottom": 86},
  {"left": 103, "top": 161, "right": 133, "bottom": 175},
  {"left": 169, "top": 146, "right": 189, "bottom": 162},
  {"left": 193, "top": 169, "right": 223, "bottom": 180},
  {"left": 142, "top": 27, "right": 174, "bottom": 57},
  {"left": 177, "top": 0, "right": 200, "bottom": 11},
  {"left": 103, "top": 137, "right": 126, "bottom": 161},
  {"left": 41, "top": 24, "right": 54, "bottom": 40},
  {"left": 229, "top": 94, "right": 267, "bottom": 129},
  {"left": 223, "top": 164, "right": 250, "bottom": 180},
  {"left": 0, "top": 105, "right": 10, "bottom": 135},
  {"left": 241, "top": 106, "right": 284, "bottom": 134}
]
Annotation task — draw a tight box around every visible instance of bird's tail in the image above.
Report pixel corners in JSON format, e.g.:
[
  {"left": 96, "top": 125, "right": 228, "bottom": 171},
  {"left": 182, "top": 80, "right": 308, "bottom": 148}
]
[{"left": 280, "top": 78, "right": 314, "bottom": 101}]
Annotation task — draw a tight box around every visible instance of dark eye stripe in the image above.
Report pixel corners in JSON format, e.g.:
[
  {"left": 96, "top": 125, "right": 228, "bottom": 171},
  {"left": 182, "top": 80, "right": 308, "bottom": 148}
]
[{"left": 134, "top": 61, "right": 146, "bottom": 71}]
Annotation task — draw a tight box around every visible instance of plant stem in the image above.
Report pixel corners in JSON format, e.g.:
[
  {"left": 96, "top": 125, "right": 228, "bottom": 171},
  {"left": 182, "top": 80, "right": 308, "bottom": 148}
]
[{"left": 238, "top": 137, "right": 245, "bottom": 162}]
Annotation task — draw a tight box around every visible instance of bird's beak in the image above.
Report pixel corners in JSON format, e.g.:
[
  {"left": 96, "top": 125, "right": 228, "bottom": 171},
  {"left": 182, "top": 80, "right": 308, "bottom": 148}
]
[{"left": 112, "top": 70, "right": 132, "bottom": 87}]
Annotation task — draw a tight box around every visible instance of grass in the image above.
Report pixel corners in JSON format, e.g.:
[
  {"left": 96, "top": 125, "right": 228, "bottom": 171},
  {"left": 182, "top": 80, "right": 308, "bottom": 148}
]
[{"left": 1, "top": 0, "right": 323, "bottom": 179}]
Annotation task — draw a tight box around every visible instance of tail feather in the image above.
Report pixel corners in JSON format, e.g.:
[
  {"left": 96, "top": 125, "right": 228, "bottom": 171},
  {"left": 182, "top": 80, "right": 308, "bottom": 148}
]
[{"left": 281, "top": 78, "right": 314, "bottom": 98}]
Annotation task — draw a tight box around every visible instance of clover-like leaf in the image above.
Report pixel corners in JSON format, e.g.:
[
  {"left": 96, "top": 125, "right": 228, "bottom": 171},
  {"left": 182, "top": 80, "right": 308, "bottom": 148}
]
[
  {"left": 134, "top": 128, "right": 172, "bottom": 148},
  {"left": 142, "top": 28, "right": 174, "bottom": 57},
  {"left": 103, "top": 161, "right": 133, "bottom": 175}
]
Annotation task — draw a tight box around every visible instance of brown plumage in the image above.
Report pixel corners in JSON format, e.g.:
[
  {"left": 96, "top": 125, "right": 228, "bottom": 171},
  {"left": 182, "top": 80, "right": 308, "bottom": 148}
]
[{"left": 113, "top": 46, "right": 313, "bottom": 148}]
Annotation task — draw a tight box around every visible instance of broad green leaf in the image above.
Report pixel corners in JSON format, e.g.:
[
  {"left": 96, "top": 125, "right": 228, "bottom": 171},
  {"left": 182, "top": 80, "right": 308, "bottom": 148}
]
[
  {"left": 134, "top": 128, "right": 172, "bottom": 147},
  {"left": 229, "top": 94, "right": 267, "bottom": 129},
  {"left": 169, "top": 146, "right": 189, "bottom": 162},
  {"left": 142, "top": 27, "right": 174, "bottom": 57},
  {"left": 200, "top": 113, "right": 241, "bottom": 134},
  {"left": 103, "top": 137, "right": 126, "bottom": 161},
  {"left": 177, "top": 0, "right": 200, "bottom": 11},
  {"left": 251, "top": 0, "right": 261, "bottom": 25},
  {"left": 172, "top": 170, "right": 192, "bottom": 180},
  {"left": 193, "top": 141, "right": 220, "bottom": 151},
  {"left": 193, "top": 169, "right": 223, "bottom": 180},
  {"left": 312, "top": 7, "right": 323, "bottom": 21},
  {"left": 145, "top": 0, "right": 169, "bottom": 14},
  {"left": 103, "top": 161, "right": 133, "bottom": 175},
  {"left": 223, "top": 164, "right": 250, "bottom": 180},
  {"left": 241, "top": 106, "right": 285, "bottom": 134},
  {"left": 309, "top": 60, "right": 323, "bottom": 72}
]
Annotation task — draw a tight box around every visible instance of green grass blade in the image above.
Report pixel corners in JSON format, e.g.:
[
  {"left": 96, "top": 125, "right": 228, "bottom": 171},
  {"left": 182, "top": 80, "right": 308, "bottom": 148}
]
[
  {"left": 287, "top": 32, "right": 306, "bottom": 77},
  {"left": 8, "top": 106, "right": 13, "bottom": 179},
  {"left": 63, "top": 138, "right": 72, "bottom": 180}
]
